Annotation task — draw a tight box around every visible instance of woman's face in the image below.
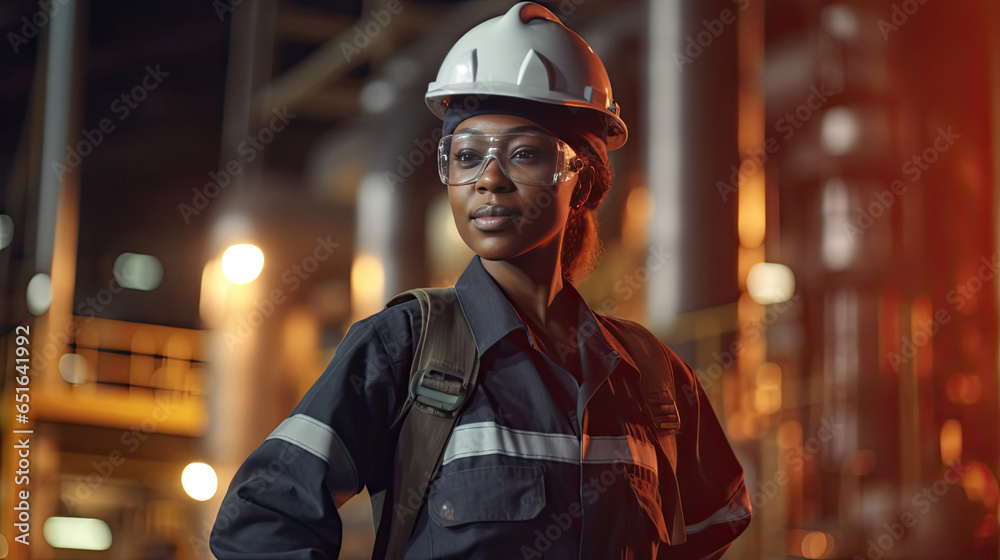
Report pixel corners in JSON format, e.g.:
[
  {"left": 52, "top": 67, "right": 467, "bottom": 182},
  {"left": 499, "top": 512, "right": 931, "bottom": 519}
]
[{"left": 446, "top": 113, "right": 578, "bottom": 264}]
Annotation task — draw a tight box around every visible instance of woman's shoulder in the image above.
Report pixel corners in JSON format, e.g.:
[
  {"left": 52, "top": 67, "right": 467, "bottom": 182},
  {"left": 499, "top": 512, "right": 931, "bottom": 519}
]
[
  {"left": 338, "top": 296, "right": 423, "bottom": 355},
  {"left": 592, "top": 312, "right": 691, "bottom": 373},
  {"left": 593, "top": 312, "right": 666, "bottom": 349}
]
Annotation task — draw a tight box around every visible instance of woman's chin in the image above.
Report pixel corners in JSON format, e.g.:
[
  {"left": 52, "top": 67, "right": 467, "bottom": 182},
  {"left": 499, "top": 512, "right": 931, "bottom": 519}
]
[
  {"left": 458, "top": 225, "right": 560, "bottom": 265},
  {"left": 470, "top": 247, "right": 520, "bottom": 263}
]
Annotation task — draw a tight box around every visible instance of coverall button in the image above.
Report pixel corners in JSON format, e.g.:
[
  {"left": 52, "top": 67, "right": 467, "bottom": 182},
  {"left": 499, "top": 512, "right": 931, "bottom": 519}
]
[{"left": 440, "top": 500, "right": 454, "bottom": 520}]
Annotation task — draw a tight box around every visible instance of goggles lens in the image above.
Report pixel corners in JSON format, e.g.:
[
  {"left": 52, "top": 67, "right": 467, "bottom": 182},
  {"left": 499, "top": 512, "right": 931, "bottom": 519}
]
[{"left": 438, "top": 133, "right": 580, "bottom": 186}]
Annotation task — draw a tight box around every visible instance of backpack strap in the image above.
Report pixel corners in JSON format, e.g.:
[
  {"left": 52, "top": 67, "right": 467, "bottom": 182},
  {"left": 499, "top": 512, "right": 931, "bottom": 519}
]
[
  {"left": 380, "top": 287, "right": 480, "bottom": 560},
  {"left": 596, "top": 315, "right": 687, "bottom": 545}
]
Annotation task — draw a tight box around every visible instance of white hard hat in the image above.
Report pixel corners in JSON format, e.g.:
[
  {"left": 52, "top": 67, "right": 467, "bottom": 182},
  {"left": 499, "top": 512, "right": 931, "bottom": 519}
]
[{"left": 426, "top": 2, "right": 627, "bottom": 150}]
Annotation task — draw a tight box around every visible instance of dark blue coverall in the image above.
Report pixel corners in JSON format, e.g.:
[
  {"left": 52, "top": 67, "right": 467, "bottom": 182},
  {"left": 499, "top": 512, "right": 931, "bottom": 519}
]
[{"left": 210, "top": 255, "right": 751, "bottom": 559}]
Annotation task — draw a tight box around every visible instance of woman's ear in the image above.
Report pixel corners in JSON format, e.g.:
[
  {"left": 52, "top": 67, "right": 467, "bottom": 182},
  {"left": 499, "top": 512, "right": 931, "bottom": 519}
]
[{"left": 571, "top": 165, "right": 594, "bottom": 210}]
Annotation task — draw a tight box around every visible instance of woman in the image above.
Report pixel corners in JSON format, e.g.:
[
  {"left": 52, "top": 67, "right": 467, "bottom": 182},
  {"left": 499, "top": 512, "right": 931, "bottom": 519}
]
[{"left": 210, "top": 3, "right": 750, "bottom": 559}]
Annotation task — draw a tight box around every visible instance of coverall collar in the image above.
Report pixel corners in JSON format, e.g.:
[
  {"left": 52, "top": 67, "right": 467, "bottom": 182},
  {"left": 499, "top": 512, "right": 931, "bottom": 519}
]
[
  {"left": 454, "top": 255, "right": 527, "bottom": 357},
  {"left": 455, "top": 255, "right": 635, "bottom": 433},
  {"left": 454, "top": 255, "right": 622, "bottom": 368}
]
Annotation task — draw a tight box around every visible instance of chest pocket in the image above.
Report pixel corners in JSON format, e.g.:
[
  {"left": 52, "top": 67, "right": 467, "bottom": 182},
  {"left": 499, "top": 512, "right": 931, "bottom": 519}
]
[{"left": 427, "top": 465, "right": 545, "bottom": 527}]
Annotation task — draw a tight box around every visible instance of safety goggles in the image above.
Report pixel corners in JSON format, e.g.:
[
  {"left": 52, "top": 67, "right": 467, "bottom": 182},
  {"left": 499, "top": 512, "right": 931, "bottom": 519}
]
[{"left": 437, "top": 132, "right": 583, "bottom": 187}]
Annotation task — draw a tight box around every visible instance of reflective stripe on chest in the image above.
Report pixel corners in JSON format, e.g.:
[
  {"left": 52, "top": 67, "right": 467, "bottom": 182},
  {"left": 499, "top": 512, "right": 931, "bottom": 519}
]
[{"left": 440, "top": 420, "right": 658, "bottom": 472}]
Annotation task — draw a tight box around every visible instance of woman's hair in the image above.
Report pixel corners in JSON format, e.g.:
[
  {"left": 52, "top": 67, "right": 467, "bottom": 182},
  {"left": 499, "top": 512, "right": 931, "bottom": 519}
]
[{"left": 561, "top": 147, "right": 613, "bottom": 283}]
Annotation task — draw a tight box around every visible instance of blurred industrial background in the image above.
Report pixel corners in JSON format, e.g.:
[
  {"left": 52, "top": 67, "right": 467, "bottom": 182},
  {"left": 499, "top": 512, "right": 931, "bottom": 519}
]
[{"left": 1, "top": 0, "right": 998, "bottom": 558}]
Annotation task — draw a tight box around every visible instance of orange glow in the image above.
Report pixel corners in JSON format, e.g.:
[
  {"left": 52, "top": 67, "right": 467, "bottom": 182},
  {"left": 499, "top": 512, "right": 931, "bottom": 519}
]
[
  {"left": 199, "top": 257, "right": 229, "bottom": 327},
  {"left": 351, "top": 252, "right": 385, "bottom": 321},
  {"left": 963, "top": 468, "right": 988, "bottom": 503},
  {"left": 959, "top": 462, "right": 1000, "bottom": 509},
  {"left": 130, "top": 328, "right": 157, "bottom": 389},
  {"left": 753, "top": 389, "right": 780, "bottom": 415},
  {"left": 946, "top": 373, "right": 982, "bottom": 404},
  {"left": 738, "top": 171, "right": 766, "bottom": 249},
  {"left": 727, "top": 411, "right": 759, "bottom": 443},
  {"left": 738, "top": 91, "right": 765, "bottom": 156},
  {"left": 738, "top": 244, "right": 766, "bottom": 292},
  {"left": 777, "top": 420, "right": 803, "bottom": 448},
  {"left": 741, "top": 339, "right": 767, "bottom": 376},
  {"left": 973, "top": 514, "right": 998, "bottom": 539},
  {"left": 801, "top": 531, "right": 833, "bottom": 559},
  {"left": 32, "top": 388, "right": 206, "bottom": 435},
  {"left": 939, "top": 419, "right": 962, "bottom": 465},
  {"left": 959, "top": 374, "right": 982, "bottom": 404},
  {"left": 283, "top": 309, "right": 321, "bottom": 398},
  {"left": 737, "top": 290, "right": 763, "bottom": 323},
  {"left": 755, "top": 362, "right": 782, "bottom": 387},
  {"left": 753, "top": 362, "right": 782, "bottom": 415},
  {"left": 623, "top": 186, "right": 653, "bottom": 250},
  {"left": 786, "top": 529, "right": 834, "bottom": 559}
]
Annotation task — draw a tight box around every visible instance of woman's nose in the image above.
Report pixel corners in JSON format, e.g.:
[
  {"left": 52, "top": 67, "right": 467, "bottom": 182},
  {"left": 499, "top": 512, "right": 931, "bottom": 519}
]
[{"left": 475, "top": 157, "right": 514, "bottom": 192}]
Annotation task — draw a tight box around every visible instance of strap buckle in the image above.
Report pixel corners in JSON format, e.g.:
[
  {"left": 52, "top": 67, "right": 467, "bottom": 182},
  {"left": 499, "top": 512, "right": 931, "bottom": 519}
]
[
  {"left": 646, "top": 390, "right": 681, "bottom": 433},
  {"left": 409, "top": 366, "right": 469, "bottom": 413}
]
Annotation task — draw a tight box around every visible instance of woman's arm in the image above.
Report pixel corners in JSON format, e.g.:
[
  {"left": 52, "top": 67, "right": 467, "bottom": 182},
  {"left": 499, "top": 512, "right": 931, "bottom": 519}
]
[
  {"left": 660, "top": 346, "right": 752, "bottom": 560},
  {"left": 209, "top": 303, "right": 419, "bottom": 559}
]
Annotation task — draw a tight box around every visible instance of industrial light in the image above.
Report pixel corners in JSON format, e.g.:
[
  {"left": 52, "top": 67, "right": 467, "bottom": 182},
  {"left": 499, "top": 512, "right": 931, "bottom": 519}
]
[
  {"left": 820, "top": 107, "right": 861, "bottom": 156},
  {"left": 746, "top": 262, "right": 796, "bottom": 305},
  {"left": 182, "top": 462, "right": 218, "bottom": 501},
  {"left": 58, "top": 353, "right": 89, "bottom": 384},
  {"left": 221, "top": 244, "right": 264, "bottom": 284},
  {"left": 113, "top": 252, "right": 163, "bottom": 291},
  {"left": 821, "top": 4, "right": 859, "bottom": 40},
  {"left": 351, "top": 252, "right": 385, "bottom": 321},
  {"left": 940, "top": 419, "right": 962, "bottom": 465},
  {"left": 821, "top": 178, "right": 855, "bottom": 270},
  {"left": 801, "top": 530, "right": 834, "bottom": 559},
  {"left": 42, "top": 517, "right": 112, "bottom": 550},
  {"left": 360, "top": 79, "right": 396, "bottom": 114},
  {"left": 26, "top": 273, "right": 53, "bottom": 315}
]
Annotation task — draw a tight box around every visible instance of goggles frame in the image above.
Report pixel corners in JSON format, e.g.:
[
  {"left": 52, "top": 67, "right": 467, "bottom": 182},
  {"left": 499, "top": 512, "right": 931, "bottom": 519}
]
[{"left": 437, "top": 132, "right": 584, "bottom": 187}]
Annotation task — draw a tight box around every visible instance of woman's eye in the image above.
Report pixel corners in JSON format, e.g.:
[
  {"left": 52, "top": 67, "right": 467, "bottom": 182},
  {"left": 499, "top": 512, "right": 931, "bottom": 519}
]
[
  {"left": 510, "top": 147, "right": 544, "bottom": 162},
  {"left": 453, "top": 150, "right": 483, "bottom": 165}
]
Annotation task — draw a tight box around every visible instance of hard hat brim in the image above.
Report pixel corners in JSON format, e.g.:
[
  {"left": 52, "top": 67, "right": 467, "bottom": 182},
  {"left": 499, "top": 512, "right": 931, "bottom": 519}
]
[{"left": 427, "top": 83, "right": 627, "bottom": 151}]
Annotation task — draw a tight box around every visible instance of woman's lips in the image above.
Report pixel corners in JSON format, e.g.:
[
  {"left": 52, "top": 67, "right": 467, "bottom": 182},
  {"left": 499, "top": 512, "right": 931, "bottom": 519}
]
[
  {"left": 473, "top": 215, "right": 518, "bottom": 231},
  {"left": 471, "top": 205, "right": 520, "bottom": 231}
]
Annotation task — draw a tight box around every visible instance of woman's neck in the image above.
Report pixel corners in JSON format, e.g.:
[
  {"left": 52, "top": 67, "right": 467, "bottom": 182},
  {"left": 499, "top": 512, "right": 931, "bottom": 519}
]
[
  {"left": 480, "top": 246, "right": 583, "bottom": 380},
  {"left": 479, "top": 244, "right": 573, "bottom": 329}
]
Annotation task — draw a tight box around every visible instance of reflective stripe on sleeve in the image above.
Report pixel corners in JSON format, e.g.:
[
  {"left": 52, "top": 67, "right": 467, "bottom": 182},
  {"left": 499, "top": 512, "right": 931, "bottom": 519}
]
[
  {"left": 266, "top": 413, "right": 359, "bottom": 493},
  {"left": 441, "top": 421, "right": 657, "bottom": 471},
  {"left": 683, "top": 481, "right": 752, "bottom": 534}
]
